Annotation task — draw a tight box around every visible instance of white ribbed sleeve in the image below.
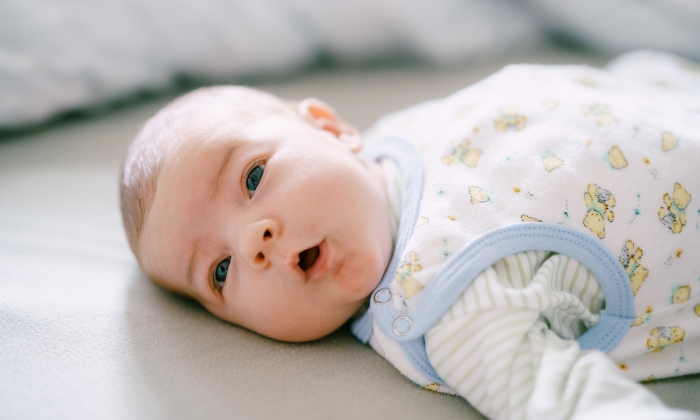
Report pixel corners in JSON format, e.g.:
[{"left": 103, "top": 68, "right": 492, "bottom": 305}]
[{"left": 424, "top": 251, "right": 698, "bottom": 420}]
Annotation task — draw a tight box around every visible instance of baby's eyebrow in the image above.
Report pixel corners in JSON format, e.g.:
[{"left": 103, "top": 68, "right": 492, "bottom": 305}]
[
  {"left": 186, "top": 241, "right": 201, "bottom": 299},
  {"left": 212, "top": 144, "right": 237, "bottom": 198}
]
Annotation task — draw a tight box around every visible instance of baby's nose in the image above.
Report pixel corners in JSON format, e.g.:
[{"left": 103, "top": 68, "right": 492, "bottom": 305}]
[{"left": 238, "top": 219, "right": 280, "bottom": 270}]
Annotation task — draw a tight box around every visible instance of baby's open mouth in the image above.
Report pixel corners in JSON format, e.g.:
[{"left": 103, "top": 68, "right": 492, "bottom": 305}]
[{"left": 298, "top": 246, "right": 320, "bottom": 272}]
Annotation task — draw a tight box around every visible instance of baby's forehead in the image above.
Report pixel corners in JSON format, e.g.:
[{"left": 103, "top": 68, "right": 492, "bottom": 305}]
[
  {"left": 172, "top": 86, "right": 294, "bottom": 123},
  {"left": 162, "top": 88, "right": 297, "bottom": 145}
]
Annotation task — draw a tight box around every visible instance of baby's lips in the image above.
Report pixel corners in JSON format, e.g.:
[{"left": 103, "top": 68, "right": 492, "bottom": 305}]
[
  {"left": 282, "top": 249, "right": 306, "bottom": 281},
  {"left": 304, "top": 240, "right": 332, "bottom": 283},
  {"left": 298, "top": 245, "right": 321, "bottom": 272}
]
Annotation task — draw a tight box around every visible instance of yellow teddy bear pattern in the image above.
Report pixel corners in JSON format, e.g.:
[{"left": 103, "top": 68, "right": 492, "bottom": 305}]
[
  {"left": 619, "top": 240, "right": 649, "bottom": 296},
  {"left": 647, "top": 326, "right": 685, "bottom": 352},
  {"left": 632, "top": 306, "right": 652, "bottom": 327},
  {"left": 543, "top": 155, "right": 565, "bottom": 172},
  {"left": 394, "top": 251, "right": 424, "bottom": 299},
  {"left": 442, "top": 138, "right": 482, "bottom": 168},
  {"left": 658, "top": 183, "right": 692, "bottom": 234},
  {"left": 672, "top": 285, "right": 691, "bottom": 304},
  {"left": 583, "top": 183, "right": 616, "bottom": 238},
  {"left": 521, "top": 215, "right": 543, "bottom": 223},
  {"left": 661, "top": 132, "right": 678, "bottom": 152},
  {"left": 469, "top": 186, "right": 490, "bottom": 204},
  {"left": 583, "top": 103, "right": 617, "bottom": 126},
  {"left": 494, "top": 106, "right": 527, "bottom": 131},
  {"left": 608, "top": 145, "right": 628, "bottom": 169},
  {"left": 422, "top": 382, "right": 441, "bottom": 392}
]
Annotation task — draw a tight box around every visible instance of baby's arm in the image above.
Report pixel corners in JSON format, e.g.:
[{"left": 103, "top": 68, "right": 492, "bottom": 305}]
[{"left": 425, "top": 252, "right": 698, "bottom": 420}]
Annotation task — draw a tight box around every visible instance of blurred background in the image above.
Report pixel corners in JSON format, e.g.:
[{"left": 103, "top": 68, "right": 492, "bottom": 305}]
[{"left": 1, "top": 0, "right": 699, "bottom": 130}]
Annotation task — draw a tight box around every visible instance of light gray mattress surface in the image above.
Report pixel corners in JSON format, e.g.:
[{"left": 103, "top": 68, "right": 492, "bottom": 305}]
[{"left": 1, "top": 49, "right": 698, "bottom": 419}]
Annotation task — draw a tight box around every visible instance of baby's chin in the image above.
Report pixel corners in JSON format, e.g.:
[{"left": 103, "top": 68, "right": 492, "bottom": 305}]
[
  {"left": 249, "top": 299, "right": 368, "bottom": 343},
  {"left": 252, "top": 316, "right": 351, "bottom": 343}
]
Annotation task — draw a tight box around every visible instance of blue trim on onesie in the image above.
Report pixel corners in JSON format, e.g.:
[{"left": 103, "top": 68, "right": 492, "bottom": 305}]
[
  {"left": 404, "top": 223, "right": 636, "bottom": 348},
  {"left": 353, "top": 137, "right": 425, "bottom": 344},
  {"left": 352, "top": 137, "right": 635, "bottom": 388}
]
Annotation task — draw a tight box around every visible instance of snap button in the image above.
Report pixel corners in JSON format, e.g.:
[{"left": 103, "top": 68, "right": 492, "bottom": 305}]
[
  {"left": 373, "top": 288, "right": 392, "bottom": 305},
  {"left": 392, "top": 316, "right": 412, "bottom": 337}
]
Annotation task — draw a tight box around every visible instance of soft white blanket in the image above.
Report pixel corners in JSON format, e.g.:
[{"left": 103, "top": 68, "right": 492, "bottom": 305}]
[
  {"left": 1, "top": 0, "right": 698, "bottom": 128},
  {"left": 0, "top": 0, "right": 537, "bottom": 128}
]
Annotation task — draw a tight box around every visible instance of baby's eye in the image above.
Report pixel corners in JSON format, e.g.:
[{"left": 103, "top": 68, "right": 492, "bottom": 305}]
[
  {"left": 214, "top": 258, "right": 230, "bottom": 289},
  {"left": 246, "top": 164, "right": 264, "bottom": 195}
]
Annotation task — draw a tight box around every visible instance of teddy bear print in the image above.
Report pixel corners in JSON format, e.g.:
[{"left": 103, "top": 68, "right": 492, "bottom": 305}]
[
  {"left": 583, "top": 183, "right": 616, "bottom": 238},
  {"left": 442, "top": 138, "right": 482, "bottom": 168},
  {"left": 672, "top": 285, "right": 691, "bottom": 304},
  {"left": 494, "top": 106, "right": 527, "bottom": 131},
  {"left": 619, "top": 240, "right": 649, "bottom": 295},
  {"left": 583, "top": 103, "right": 617, "bottom": 126},
  {"left": 423, "top": 382, "right": 441, "bottom": 392},
  {"left": 632, "top": 306, "right": 652, "bottom": 327},
  {"left": 662, "top": 132, "right": 678, "bottom": 152},
  {"left": 394, "top": 251, "right": 424, "bottom": 299},
  {"left": 608, "top": 146, "right": 628, "bottom": 169},
  {"left": 543, "top": 155, "right": 565, "bottom": 172},
  {"left": 469, "top": 186, "right": 490, "bottom": 204},
  {"left": 521, "top": 215, "right": 542, "bottom": 223},
  {"left": 658, "top": 183, "right": 692, "bottom": 234},
  {"left": 647, "top": 326, "right": 685, "bottom": 352}
]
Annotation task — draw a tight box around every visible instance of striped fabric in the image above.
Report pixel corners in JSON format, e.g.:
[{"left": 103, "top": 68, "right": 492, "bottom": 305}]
[{"left": 423, "top": 252, "right": 689, "bottom": 420}]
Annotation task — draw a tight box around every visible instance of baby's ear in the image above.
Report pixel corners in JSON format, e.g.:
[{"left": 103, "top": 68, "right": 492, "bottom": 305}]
[{"left": 298, "top": 98, "right": 362, "bottom": 152}]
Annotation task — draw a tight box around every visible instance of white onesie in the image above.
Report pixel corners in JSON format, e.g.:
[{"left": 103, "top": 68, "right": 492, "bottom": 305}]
[{"left": 352, "top": 51, "right": 700, "bottom": 420}]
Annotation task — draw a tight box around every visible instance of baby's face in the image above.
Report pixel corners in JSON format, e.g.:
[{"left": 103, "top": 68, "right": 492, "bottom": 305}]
[{"left": 139, "top": 103, "right": 393, "bottom": 341}]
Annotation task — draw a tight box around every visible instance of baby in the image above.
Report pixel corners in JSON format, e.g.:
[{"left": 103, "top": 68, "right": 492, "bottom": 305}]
[
  {"left": 121, "top": 51, "right": 700, "bottom": 420},
  {"left": 120, "top": 87, "right": 394, "bottom": 342}
]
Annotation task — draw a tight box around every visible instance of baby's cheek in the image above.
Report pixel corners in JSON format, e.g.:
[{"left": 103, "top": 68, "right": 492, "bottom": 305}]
[{"left": 336, "top": 255, "right": 383, "bottom": 297}]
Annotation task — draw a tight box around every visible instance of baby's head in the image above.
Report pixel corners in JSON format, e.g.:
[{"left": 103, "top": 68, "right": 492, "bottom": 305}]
[{"left": 120, "top": 86, "right": 393, "bottom": 341}]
